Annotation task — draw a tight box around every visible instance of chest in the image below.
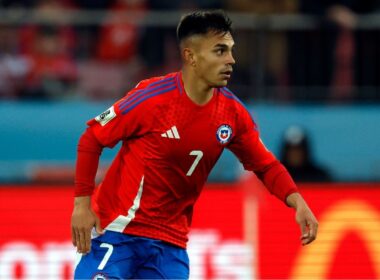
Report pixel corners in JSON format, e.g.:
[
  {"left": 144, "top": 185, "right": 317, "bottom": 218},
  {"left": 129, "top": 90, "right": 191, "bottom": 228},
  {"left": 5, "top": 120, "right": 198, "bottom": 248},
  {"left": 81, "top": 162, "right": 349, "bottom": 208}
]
[{"left": 145, "top": 98, "right": 238, "bottom": 162}]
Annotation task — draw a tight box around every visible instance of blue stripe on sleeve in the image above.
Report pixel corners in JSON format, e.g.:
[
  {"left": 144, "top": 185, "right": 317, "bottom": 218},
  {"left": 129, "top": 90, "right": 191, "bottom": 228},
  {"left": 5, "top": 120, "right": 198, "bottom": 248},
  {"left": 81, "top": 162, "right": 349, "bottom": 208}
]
[
  {"left": 131, "top": 77, "right": 175, "bottom": 97},
  {"left": 121, "top": 82, "right": 175, "bottom": 112},
  {"left": 121, "top": 85, "right": 176, "bottom": 115},
  {"left": 220, "top": 88, "right": 235, "bottom": 100},
  {"left": 120, "top": 79, "right": 175, "bottom": 110},
  {"left": 220, "top": 87, "right": 256, "bottom": 126},
  {"left": 221, "top": 87, "right": 246, "bottom": 107},
  {"left": 176, "top": 74, "right": 183, "bottom": 95}
]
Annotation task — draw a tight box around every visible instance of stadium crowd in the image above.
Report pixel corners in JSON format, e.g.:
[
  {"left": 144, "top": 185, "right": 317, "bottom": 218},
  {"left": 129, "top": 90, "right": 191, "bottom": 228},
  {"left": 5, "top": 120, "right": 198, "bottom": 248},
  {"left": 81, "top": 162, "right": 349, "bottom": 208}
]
[{"left": 1, "top": 0, "right": 380, "bottom": 102}]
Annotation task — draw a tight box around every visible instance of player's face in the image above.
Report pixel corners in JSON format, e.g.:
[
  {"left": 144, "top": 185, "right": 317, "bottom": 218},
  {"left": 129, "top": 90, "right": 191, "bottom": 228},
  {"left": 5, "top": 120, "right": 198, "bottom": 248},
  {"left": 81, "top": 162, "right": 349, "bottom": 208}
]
[{"left": 193, "top": 31, "right": 235, "bottom": 87}]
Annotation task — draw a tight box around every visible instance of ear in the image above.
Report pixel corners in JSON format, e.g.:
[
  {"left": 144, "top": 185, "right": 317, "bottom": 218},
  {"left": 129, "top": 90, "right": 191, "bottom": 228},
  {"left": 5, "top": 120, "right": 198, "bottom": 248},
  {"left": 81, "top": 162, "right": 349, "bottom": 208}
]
[{"left": 183, "top": 47, "right": 196, "bottom": 67}]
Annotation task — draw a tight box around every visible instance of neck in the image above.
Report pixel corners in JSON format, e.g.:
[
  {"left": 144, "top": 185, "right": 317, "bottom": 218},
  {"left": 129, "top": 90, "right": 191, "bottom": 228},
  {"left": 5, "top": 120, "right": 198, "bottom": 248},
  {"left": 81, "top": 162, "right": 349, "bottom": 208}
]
[{"left": 181, "top": 67, "right": 214, "bottom": 105}]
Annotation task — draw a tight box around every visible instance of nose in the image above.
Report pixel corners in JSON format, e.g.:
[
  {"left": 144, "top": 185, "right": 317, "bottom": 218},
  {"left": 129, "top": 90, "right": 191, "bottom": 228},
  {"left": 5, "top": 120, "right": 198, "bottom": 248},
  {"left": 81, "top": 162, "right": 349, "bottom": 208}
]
[{"left": 227, "top": 52, "right": 235, "bottom": 65}]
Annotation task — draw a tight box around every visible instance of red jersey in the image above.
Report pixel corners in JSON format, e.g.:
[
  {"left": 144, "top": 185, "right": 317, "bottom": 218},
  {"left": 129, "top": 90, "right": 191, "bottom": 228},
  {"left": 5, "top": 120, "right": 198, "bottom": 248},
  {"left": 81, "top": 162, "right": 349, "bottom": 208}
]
[{"left": 80, "top": 71, "right": 296, "bottom": 248}]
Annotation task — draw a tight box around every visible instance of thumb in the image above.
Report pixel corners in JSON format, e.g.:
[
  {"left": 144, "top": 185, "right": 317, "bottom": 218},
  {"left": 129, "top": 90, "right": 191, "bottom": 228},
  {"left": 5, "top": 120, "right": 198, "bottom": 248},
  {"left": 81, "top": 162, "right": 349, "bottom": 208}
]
[
  {"left": 300, "top": 221, "right": 309, "bottom": 240},
  {"left": 95, "top": 217, "right": 104, "bottom": 235}
]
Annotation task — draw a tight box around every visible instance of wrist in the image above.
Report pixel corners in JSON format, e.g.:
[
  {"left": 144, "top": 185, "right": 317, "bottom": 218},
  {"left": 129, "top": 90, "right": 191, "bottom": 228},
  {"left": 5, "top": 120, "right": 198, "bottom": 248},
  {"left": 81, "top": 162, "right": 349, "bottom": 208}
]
[
  {"left": 74, "top": 196, "right": 92, "bottom": 208},
  {"left": 286, "top": 192, "right": 305, "bottom": 209}
]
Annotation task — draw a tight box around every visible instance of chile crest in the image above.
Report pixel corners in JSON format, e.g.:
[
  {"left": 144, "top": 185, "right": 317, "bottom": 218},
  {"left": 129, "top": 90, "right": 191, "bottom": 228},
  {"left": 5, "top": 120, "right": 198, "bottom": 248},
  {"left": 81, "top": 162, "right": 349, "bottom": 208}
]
[{"left": 216, "top": 124, "right": 233, "bottom": 144}]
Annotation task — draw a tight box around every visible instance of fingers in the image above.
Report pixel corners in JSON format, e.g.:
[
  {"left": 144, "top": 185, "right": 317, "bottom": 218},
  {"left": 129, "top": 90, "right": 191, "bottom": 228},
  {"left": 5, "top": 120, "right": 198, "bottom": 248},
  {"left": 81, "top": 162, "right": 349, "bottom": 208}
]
[
  {"left": 309, "top": 219, "right": 318, "bottom": 240},
  {"left": 71, "top": 226, "right": 77, "bottom": 247},
  {"left": 77, "top": 228, "right": 91, "bottom": 254},
  {"left": 74, "top": 227, "right": 92, "bottom": 254},
  {"left": 300, "top": 222, "right": 309, "bottom": 245},
  {"left": 85, "top": 228, "right": 91, "bottom": 253},
  {"left": 300, "top": 219, "right": 318, "bottom": 246},
  {"left": 78, "top": 228, "right": 86, "bottom": 253},
  {"left": 306, "top": 219, "right": 318, "bottom": 245},
  {"left": 295, "top": 203, "right": 318, "bottom": 246},
  {"left": 71, "top": 205, "right": 98, "bottom": 254}
]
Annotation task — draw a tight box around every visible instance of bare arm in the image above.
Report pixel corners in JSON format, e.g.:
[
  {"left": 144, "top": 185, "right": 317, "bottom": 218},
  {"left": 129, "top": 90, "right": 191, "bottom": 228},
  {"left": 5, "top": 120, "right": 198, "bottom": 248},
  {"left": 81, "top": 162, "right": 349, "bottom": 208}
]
[{"left": 286, "top": 192, "right": 318, "bottom": 245}]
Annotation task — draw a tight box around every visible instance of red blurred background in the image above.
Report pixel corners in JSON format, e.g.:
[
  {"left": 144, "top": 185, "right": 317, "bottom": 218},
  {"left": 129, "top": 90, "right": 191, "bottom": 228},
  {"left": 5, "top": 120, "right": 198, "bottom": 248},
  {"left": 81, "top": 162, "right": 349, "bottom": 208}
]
[{"left": 1, "top": 176, "right": 380, "bottom": 279}]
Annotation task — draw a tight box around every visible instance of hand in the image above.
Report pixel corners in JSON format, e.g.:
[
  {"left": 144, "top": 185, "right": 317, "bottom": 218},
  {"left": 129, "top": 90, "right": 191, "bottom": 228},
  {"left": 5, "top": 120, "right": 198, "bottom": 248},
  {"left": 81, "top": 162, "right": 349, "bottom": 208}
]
[
  {"left": 295, "top": 203, "right": 318, "bottom": 245},
  {"left": 71, "top": 196, "right": 104, "bottom": 254},
  {"left": 286, "top": 193, "right": 318, "bottom": 246}
]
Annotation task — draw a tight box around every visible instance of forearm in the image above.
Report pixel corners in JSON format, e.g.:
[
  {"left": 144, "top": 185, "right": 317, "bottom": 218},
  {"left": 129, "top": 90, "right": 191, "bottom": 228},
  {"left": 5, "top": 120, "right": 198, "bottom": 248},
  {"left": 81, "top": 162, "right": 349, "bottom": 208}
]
[{"left": 256, "top": 160, "right": 298, "bottom": 203}]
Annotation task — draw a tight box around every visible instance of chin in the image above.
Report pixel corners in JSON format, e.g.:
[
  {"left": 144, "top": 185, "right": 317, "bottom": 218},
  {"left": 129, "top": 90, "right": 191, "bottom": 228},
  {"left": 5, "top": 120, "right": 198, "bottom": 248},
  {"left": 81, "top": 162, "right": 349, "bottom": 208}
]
[
  {"left": 219, "top": 80, "right": 229, "bottom": 87},
  {"left": 211, "top": 80, "right": 228, "bottom": 88},
  {"left": 208, "top": 77, "right": 229, "bottom": 88}
]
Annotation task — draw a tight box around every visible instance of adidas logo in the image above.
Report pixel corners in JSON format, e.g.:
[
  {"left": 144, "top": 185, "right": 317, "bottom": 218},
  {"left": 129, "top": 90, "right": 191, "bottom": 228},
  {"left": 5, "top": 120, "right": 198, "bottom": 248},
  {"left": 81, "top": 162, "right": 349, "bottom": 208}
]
[{"left": 161, "top": 126, "right": 180, "bottom": 139}]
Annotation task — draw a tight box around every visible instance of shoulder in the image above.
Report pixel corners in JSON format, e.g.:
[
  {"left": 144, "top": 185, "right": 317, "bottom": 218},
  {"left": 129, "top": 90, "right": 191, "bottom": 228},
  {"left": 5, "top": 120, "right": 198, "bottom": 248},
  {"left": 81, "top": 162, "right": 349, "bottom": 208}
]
[
  {"left": 219, "top": 87, "right": 257, "bottom": 127},
  {"left": 133, "top": 72, "right": 178, "bottom": 92},
  {"left": 219, "top": 87, "right": 249, "bottom": 112},
  {"left": 116, "top": 72, "right": 178, "bottom": 114}
]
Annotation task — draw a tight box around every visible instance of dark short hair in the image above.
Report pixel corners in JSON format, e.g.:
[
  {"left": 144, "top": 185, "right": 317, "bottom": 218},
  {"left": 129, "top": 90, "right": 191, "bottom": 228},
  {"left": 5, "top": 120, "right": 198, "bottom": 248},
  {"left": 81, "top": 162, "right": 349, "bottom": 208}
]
[{"left": 177, "top": 10, "right": 232, "bottom": 43}]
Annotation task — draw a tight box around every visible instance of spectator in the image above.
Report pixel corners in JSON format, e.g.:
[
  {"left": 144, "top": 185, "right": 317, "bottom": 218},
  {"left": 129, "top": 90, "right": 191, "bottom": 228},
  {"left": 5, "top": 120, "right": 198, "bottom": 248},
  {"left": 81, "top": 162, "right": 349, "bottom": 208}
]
[
  {"left": 96, "top": 0, "right": 147, "bottom": 63},
  {"left": 280, "top": 125, "right": 331, "bottom": 182},
  {"left": 137, "top": 0, "right": 183, "bottom": 77},
  {"left": 0, "top": 25, "right": 31, "bottom": 99},
  {"left": 21, "top": 25, "right": 78, "bottom": 99},
  {"left": 351, "top": 0, "right": 380, "bottom": 101},
  {"left": 224, "top": 0, "right": 297, "bottom": 100},
  {"left": 287, "top": 0, "right": 380, "bottom": 102},
  {"left": 19, "top": 0, "right": 76, "bottom": 56},
  {"left": 15, "top": 0, "right": 78, "bottom": 99},
  {"left": 72, "top": 0, "right": 115, "bottom": 58},
  {"left": 0, "top": 54, "right": 31, "bottom": 99}
]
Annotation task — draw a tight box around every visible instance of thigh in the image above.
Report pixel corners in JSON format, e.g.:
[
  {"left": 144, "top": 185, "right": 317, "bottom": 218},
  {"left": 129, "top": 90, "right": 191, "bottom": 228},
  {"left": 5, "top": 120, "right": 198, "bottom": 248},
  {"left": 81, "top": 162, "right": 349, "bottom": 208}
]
[
  {"left": 133, "top": 241, "right": 189, "bottom": 279},
  {"left": 74, "top": 231, "right": 138, "bottom": 279}
]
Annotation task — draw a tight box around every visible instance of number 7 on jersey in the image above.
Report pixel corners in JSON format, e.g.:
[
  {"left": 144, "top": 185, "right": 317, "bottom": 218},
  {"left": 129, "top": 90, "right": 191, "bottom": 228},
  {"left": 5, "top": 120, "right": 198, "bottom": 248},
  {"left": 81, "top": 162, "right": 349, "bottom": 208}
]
[{"left": 186, "top": 150, "right": 203, "bottom": 176}]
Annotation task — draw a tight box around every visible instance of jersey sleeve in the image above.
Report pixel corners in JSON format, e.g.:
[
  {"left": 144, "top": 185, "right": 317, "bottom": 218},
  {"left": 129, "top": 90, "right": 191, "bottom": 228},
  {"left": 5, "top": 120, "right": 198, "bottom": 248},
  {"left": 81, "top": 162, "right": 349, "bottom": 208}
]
[
  {"left": 228, "top": 105, "right": 298, "bottom": 203},
  {"left": 86, "top": 88, "right": 151, "bottom": 148},
  {"left": 227, "top": 105, "right": 276, "bottom": 172}
]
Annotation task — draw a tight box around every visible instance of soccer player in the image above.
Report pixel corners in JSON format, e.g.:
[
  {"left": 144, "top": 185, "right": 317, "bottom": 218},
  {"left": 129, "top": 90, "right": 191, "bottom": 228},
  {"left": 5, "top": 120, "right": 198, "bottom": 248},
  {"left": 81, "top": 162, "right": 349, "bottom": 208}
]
[{"left": 71, "top": 10, "right": 318, "bottom": 279}]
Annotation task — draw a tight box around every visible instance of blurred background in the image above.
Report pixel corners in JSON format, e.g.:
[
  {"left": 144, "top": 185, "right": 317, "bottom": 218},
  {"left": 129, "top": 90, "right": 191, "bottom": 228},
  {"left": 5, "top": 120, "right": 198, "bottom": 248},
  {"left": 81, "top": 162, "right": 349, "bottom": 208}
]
[{"left": 1, "top": 0, "right": 380, "bottom": 279}]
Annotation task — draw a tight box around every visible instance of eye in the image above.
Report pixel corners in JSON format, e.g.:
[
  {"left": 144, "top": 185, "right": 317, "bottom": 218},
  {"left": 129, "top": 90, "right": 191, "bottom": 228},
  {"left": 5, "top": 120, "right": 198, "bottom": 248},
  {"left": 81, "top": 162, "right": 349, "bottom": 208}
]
[{"left": 215, "top": 49, "right": 224, "bottom": 56}]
